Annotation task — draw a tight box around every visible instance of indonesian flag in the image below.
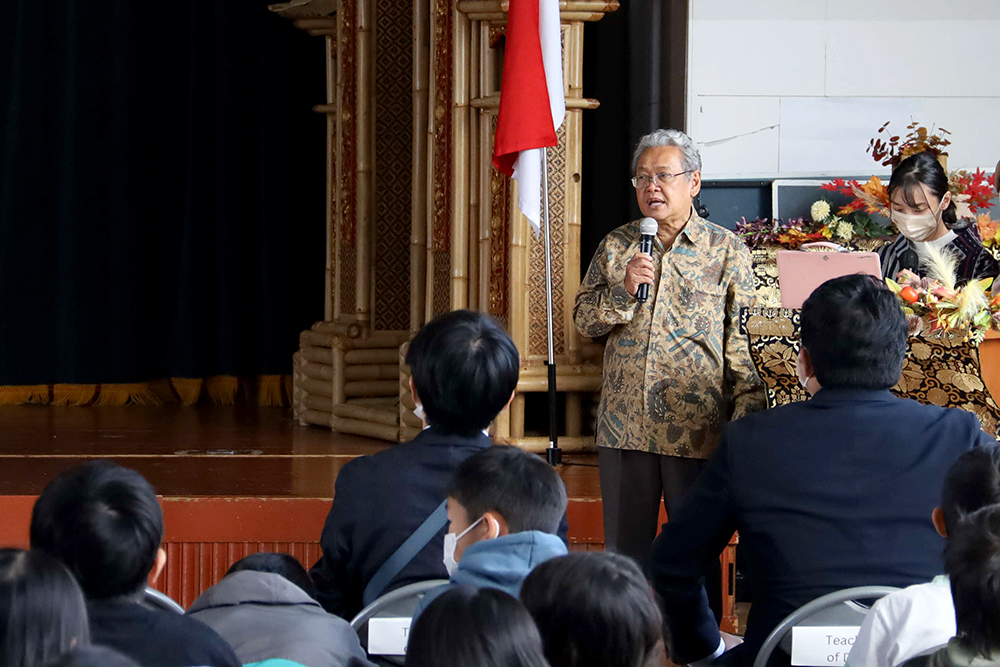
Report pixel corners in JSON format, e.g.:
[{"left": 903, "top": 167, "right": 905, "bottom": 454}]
[{"left": 492, "top": 0, "right": 565, "bottom": 233}]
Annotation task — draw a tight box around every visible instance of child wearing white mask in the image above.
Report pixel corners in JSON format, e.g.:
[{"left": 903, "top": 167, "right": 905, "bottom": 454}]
[
  {"left": 411, "top": 445, "right": 568, "bottom": 624},
  {"left": 878, "top": 152, "right": 998, "bottom": 287}
]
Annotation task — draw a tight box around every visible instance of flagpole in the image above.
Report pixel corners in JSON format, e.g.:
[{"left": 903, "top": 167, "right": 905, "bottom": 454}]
[{"left": 541, "top": 146, "right": 561, "bottom": 466}]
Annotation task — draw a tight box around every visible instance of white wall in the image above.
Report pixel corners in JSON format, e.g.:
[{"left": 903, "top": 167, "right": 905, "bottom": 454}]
[{"left": 687, "top": 0, "right": 1000, "bottom": 178}]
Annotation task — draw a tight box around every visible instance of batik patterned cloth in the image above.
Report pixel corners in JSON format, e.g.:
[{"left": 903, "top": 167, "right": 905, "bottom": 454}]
[
  {"left": 739, "top": 307, "right": 1000, "bottom": 438},
  {"left": 573, "top": 212, "right": 765, "bottom": 458}
]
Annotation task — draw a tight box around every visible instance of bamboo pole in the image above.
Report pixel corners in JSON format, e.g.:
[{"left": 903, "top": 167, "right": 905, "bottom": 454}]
[
  {"left": 497, "top": 436, "right": 595, "bottom": 454},
  {"left": 518, "top": 364, "right": 602, "bottom": 376},
  {"left": 314, "top": 320, "right": 364, "bottom": 337},
  {"left": 333, "top": 6, "right": 345, "bottom": 322},
  {"left": 469, "top": 95, "right": 599, "bottom": 110},
  {"left": 450, "top": 4, "right": 470, "bottom": 309},
  {"left": 302, "top": 377, "right": 334, "bottom": 398},
  {"left": 466, "top": 18, "right": 480, "bottom": 312},
  {"left": 509, "top": 179, "right": 528, "bottom": 355},
  {"left": 564, "top": 109, "right": 583, "bottom": 364},
  {"left": 516, "top": 375, "right": 601, "bottom": 392},
  {"left": 302, "top": 330, "right": 408, "bottom": 349},
  {"left": 344, "top": 349, "right": 399, "bottom": 365},
  {"left": 344, "top": 364, "right": 398, "bottom": 381},
  {"left": 401, "top": 411, "right": 423, "bottom": 429},
  {"left": 331, "top": 416, "right": 399, "bottom": 441},
  {"left": 300, "top": 360, "right": 334, "bottom": 382},
  {"left": 492, "top": 404, "right": 511, "bottom": 438},
  {"left": 305, "top": 395, "right": 335, "bottom": 413},
  {"left": 332, "top": 347, "right": 346, "bottom": 404},
  {"left": 301, "top": 346, "right": 335, "bottom": 365},
  {"left": 565, "top": 393, "right": 582, "bottom": 437},
  {"left": 355, "top": 0, "right": 373, "bottom": 329},
  {"left": 510, "top": 394, "right": 525, "bottom": 438},
  {"left": 344, "top": 380, "right": 399, "bottom": 397},
  {"left": 410, "top": 0, "right": 430, "bottom": 332},
  {"left": 325, "top": 35, "right": 335, "bottom": 321},
  {"left": 346, "top": 396, "right": 397, "bottom": 406},
  {"left": 301, "top": 410, "right": 334, "bottom": 428},
  {"left": 332, "top": 403, "right": 398, "bottom": 426}
]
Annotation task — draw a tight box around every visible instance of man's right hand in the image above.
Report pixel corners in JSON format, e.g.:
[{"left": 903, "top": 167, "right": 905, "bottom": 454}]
[{"left": 624, "top": 252, "right": 656, "bottom": 297}]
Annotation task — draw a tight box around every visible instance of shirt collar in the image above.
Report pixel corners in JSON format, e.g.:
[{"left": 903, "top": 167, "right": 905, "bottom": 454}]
[{"left": 670, "top": 206, "right": 707, "bottom": 250}]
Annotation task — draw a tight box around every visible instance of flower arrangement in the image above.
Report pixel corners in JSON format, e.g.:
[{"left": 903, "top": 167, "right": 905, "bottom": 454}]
[
  {"left": 736, "top": 201, "right": 892, "bottom": 250},
  {"left": 886, "top": 245, "right": 999, "bottom": 343},
  {"left": 821, "top": 121, "right": 996, "bottom": 218},
  {"left": 978, "top": 214, "right": 1000, "bottom": 249}
]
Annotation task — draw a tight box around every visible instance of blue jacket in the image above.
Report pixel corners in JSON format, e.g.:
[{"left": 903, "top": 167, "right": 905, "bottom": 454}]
[{"left": 413, "top": 530, "right": 568, "bottom": 620}]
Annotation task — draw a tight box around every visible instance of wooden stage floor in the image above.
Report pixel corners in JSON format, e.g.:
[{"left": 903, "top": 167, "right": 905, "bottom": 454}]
[{"left": 0, "top": 405, "right": 604, "bottom": 606}]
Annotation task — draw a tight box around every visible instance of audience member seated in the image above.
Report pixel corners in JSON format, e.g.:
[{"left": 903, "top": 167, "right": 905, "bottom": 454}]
[
  {"left": 188, "top": 552, "right": 372, "bottom": 667},
  {"left": 648, "top": 274, "right": 996, "bottom": 667},
  {"left": 405, "top": 586, "right": 550, "bottom": 667},
  {"left": 43, "top": 646, "right": 141, "bottom": 667},
  {"left": 30, "top": 460, "right": 241, "bottom": 667},
  {"left": 901, "top": 501, "right": 1000, "bottom": 666},
  {"left": 520, "top": 552, "right": 664, "bottom": 667},
  {"left": 310, "top": 310, "right": 525, "bottom": 619},
  {"left": 411, "top": 445, "right": 568, "bottom": 621},
  {"left": 0, "top": 548, "right": 90, "bottom": 667},
  {"left": 848, "top": 446, "right": 1000, "bottom": 667}
]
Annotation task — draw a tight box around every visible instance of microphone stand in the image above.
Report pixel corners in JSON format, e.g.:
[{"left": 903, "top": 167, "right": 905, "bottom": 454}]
[{"left": 541, "top": 146, "right": 561, "bottom": 466}]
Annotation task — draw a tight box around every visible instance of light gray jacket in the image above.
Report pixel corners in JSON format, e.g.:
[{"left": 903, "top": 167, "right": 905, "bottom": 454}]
[{"left": 188, "top": 571, "right": 373, "bottom": 667}]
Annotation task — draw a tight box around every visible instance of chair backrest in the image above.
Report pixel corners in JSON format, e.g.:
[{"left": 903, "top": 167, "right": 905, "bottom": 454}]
[
  {"left": 753, "top": 586, "right": 899, "bottom": 667},
  {"left": 143, "top": 586, "right": 185, "bottom": 614},
  {"left": 351, "top": 579, "right": 449, "bottom": 631}
]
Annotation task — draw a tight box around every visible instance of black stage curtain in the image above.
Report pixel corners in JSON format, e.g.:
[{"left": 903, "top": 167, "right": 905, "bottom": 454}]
[
  {"left": 581, "top": 0, "right": 688, "bottom": 269},
  {"left": 0, "top": 0, "right": 325, "bottom": 385}
]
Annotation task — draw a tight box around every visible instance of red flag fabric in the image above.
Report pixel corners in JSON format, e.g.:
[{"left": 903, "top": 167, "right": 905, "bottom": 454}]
[{"left": 492, "top": 0, "right": 558, "bottom": 177}]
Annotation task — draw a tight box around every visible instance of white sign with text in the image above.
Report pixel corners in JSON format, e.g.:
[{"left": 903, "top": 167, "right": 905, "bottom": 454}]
[
  {"left": 368, "top": 617, "right": 412, "bottom": 655},
  {"left": 791, "top": 626, "right": 861, "bottom": 666}
]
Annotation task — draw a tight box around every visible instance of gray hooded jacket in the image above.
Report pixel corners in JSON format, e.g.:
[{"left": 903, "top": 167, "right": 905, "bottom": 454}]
[{"left": 188, "top": 571, "right": 374, "bottom": 667}]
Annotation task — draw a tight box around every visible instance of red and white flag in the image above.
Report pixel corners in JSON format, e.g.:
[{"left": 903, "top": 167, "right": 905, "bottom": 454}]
[{"left": 492, "top": 0, "right": 565, "bottom": 233}]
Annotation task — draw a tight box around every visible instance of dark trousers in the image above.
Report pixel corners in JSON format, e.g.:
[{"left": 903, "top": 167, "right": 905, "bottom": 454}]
[{"left": 598, "top": 446, "right": 722, "bottom": 621}]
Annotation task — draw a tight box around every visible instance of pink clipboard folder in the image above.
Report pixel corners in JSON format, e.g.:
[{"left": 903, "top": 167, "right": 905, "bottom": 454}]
[{"left": 776, "top": 246, "right": 883, "bottom": 309}]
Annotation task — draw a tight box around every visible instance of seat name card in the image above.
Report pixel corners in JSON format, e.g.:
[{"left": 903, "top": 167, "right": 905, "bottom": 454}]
[
  {"left": 791, "top": 626, "right": 861, "bottom": 666},
  {"left": 368, "top": 617, "right": 412, "bottom": 655}
]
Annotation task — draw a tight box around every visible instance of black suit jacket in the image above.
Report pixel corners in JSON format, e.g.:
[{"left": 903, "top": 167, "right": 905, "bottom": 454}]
[
  {"left": 310, "top": 428, "right": 569, "bottom": 620},
  {"left": 310, "top": 428, "right": 492, "bottom": 619},
  {"left": 649, "top": 389, "right": 995, "bottom": 667},
  {"left": 89, "top": 599, "right": 241, "bottom": 667}
]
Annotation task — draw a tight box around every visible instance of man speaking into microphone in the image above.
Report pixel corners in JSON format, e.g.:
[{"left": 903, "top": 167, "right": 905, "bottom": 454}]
[{"left": 573, "top": 129, "right": 764, "bottom": 569}]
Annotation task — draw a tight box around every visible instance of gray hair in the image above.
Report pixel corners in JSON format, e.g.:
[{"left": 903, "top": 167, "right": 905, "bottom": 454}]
[{"left": 630, "top": 129, "right": 701, "bottom": 178}]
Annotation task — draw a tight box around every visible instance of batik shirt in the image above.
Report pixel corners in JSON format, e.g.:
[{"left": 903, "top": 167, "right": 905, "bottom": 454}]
[{"left": 573, "top": 211, "right": 765, "bottom": 458}]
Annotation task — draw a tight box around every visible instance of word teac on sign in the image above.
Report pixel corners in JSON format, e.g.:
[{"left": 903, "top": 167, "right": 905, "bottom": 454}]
[
  {"left": 368, "top": 616, "right": 412, "bottom": 655},
  {"left": 791, "top": 626, "right": 861, "bottom": 666}
]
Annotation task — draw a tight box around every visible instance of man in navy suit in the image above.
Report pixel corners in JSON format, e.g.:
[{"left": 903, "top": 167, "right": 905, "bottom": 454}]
[
  {"left": 309, "top": 310, "right": 522, "bottom": 620},
  {"left": 649, "top": 274, "right": 996, "bottom": 666}
]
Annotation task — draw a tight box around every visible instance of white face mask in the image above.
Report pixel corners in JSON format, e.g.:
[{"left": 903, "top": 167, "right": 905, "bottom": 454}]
[
  {"left": 891, "top": 198, "right": 945, "bottom": 242},
  {"left": 442, "top": 517, "right": 484, "bottom": 577},
  {"left": 796, "top": 354, "right": 811, "bottom": 391},
  {"left": 413, "top": 401, "right": 427, "bottom": 425}
]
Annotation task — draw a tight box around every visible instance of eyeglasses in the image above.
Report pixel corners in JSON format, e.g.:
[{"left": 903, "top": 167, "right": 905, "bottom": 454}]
[{"left": 631, "top": 171, "right": 693, "bottom": 189}]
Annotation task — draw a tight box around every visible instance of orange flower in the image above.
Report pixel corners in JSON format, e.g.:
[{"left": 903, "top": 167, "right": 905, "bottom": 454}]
[
  {"left": 849, "top": 176, "right": 891, "bottom": 217},
  {"left": 977, "top": 214, "right": 1000, "bottom": 246}
]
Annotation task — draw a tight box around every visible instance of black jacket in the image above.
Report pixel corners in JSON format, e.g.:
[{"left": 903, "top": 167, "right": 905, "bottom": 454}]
[
  {"left": 89, "top": 598, "right": 241, "bottom": 667},
  {"left": 310, "top": 428, "right": 481, "bottom": 619},
  {"left": 649, "top": 389, "right": 995, "bottom": 667}
]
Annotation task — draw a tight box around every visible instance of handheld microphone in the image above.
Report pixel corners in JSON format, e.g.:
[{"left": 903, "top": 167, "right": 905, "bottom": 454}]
[{"left": 636, "top": 217, "right": 658, "bottom": 303}]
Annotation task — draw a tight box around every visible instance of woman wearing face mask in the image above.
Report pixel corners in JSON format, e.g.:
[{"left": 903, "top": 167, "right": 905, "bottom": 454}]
[{"left": 878, "top": 151, "right": 998, "bottom": 286}]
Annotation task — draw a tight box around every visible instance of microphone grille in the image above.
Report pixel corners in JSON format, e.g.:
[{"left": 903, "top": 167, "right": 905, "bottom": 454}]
[{"left": 639, "top": 217, "right": 659, "bottom": 235}]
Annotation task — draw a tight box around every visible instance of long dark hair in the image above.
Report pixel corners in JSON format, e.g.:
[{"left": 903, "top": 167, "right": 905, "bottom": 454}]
[
  {"left": 521, "top": 553, "right": 664, "bottom": 667},
  {"left": 946, "top": 503, "right": 1000, "bottom": 657},
  {"left": 888, "top": 151, "right": 962, "bottom": 229},
  {"left": 406, "top": 586, "right": 550, "bottom": 667},
  {"left": 0, "top": 548, "right": 90, "bottom": 667}
]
